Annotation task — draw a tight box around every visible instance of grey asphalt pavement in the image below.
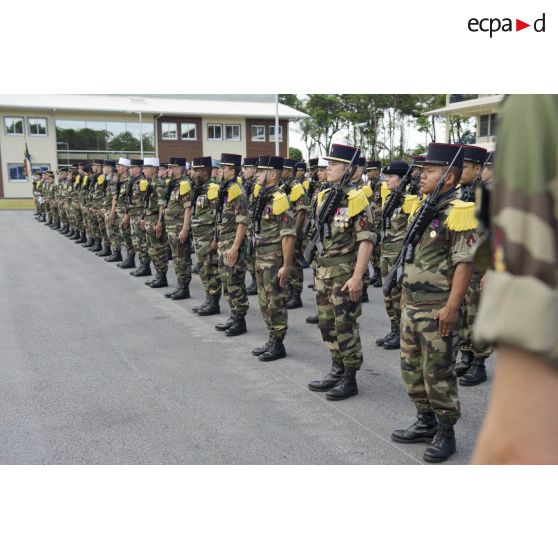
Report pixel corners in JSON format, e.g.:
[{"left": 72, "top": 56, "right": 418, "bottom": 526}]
[{"left": 0, "top": 211, "right": 492, "bottom": 464}]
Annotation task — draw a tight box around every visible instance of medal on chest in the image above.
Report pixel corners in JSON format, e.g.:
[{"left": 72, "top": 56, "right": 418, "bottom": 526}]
[
  {"left": 263, "top": 206, "right": 271, "bottom": 220},
  {"left": 429, "top": 218, "right": 441, "bottom": 238},
  {"left": 334, "top": 207, "right": 349, "bottom": 229},
  {"left": 196, "top": 195, "right": 206, "bottom": 207}
]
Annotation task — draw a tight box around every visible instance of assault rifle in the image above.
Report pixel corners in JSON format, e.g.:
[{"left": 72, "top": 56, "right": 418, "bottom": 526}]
[
  {"left": 213, "top": 175, "right": 228, "bottom": 242},
  {"left": 379, "top": 164, "right": 414, "bottom": 239},
  {"left": 459, "top": 151, "right": 492, "bottom": 203},
  {"left": 383, "top": 146, "right": 463, "bottom": 296}
]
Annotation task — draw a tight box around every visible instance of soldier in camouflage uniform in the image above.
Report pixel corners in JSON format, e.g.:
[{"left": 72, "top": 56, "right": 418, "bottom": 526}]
[
  {"left": 67, "top": 167, "right": 82, "bottom": 239},
  {"left": 108, "top": 158, "right": 132, "bottom": 266},
  {"left": 95, "top": 160, "right": 116, "bottom": 258},
  {"left": 86, "top": 160, "right": 105, "bottom": 252},
  {"left": 391, "top": 142, "right": 477, "bottom": 463},
  {"left": 453, "top": 145, "right": 493, "bottom": 386},
  {"left": 250, "top": 155, "right": 296, "bottom": 361},
  {"left": 212, "top": 153, "right": 250, "bottom": 336},
  {"left": 472, "top": 95, "right": 558, "bottom": 464},
  {"left": 32, "top": 171, "right": 42, "bottom": 219},
  {"left": 190, "top": 156, "right": 222, "bottom": 312},
  {"left": 125, "top": 160, "right": 152, "bottom": 278},
  {"left": 55, "top": 167, "right": 69, "bottom": 233},
  {"left": 44, "top": 171, "right": 55, "bottom": 227},
  {"left": 305, "top": 158, "right": 328, "bottom": 325},
  {"left": 241, "top": 157, "right": 258, "bottom": 296},
  {"left": 80, "top": 163, "right": 96, "bottom": 248},
  {"left": 366, "top": 160, "right": 384, "bottom": 287},
  {"left": 140, "top": 157, "right": 169, "bottom": 289},
  {"left": 307, "top": 144, "right": 375, "bottom": 401},
  {"left": 72, "top": 165, "right": 87, "bottom": 243},
  {"left": 375, "top": 160, "right": 417, "bottom": 351},
  {"left": 162, "top": 157, "right": 193, "bottom": 300}
]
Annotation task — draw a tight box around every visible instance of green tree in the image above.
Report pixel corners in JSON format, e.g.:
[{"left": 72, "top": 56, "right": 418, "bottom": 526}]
[{"left": 288, "top": 147, "right": 303, "bottom": 161}]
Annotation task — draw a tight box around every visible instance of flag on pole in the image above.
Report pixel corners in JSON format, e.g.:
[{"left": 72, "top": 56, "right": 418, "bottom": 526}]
[{"left": 23, "top": 140, "right": 32, "bottom": 179}]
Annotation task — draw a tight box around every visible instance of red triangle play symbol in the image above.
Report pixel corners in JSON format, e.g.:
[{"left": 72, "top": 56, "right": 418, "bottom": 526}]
[{"left": 516, "top": 19, "right": 530, "bottom": 31}]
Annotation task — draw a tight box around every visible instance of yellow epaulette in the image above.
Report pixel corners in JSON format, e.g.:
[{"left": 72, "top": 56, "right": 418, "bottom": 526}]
[
  {"left": 227, "top": 182, "right": 242, "bottom": 203},
  {"left": 361, "top": 183, "right": 373, "bottom": 199},
  {"left": 407, "top": 197, "right": 422, "bottom": 221},
  {"left": 237, "top": 176, "right": 243, "bottom": 185},
  {"left": 317, "top": 187, "right": 331, "bottom": 206},
  {"left": 402, "top": 194, "right": 418, "bottom": 214},
  {"left": 164, "top": 179, "right": 170, "bottom": 185},
  {"left": 98, "top": 175, "right": 105, "bottom": 185},
  {"left": 253, "top": 184, "right": 261, "bottom": 198},
  {"left": 347, "top": 188, "right": 369, "bottom": 218},
  {"left": 139, "top": 179, "right": 148, "bottom": 192},
  {"left": 207, "top": 182, "right": 219, "bottom": 201},
  {"left": 445, "top": 199, "right": 478, "bottom": 231},
  {"left": 380, "top": 181, "right": 390, "bottom": 207},
  {"left": 179, "top": 180, "right": 191, "bottom": 196},
  {"left": 272, "top": 191, "right": 290, "bottom": 215},
  {"left": 290, "top": 182, "right": 304, "bottom": 203},
  {"left": 302, "top": 179, "right": 310, "bottom": 192},
  {"left": 75, "top": 176, "right": 80, "bottom": 185}
]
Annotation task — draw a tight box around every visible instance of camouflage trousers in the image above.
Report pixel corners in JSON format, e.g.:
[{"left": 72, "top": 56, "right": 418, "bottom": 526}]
[
  {"left": 89, "top": 207, "right": 104, "bottom": 240},
  {"left": 400, "top": 301, "right": 461, "bottom": 424},
  {"left": 288, "top": 236, "right": 304, "bottom": 293},
  {"left": 104, "top": 209, "right": 121, "bottom": 250},
  {"left": 255, "top": 253, "right": 288, "bottom": 339},
  {"left": 380, "top": 247, "right": 403, "bottom": 327},
  {"left": 44, "top": 200, "right": 51, "bottom": 220},
  {"left": 97, "top": 208, "right": 110, "bottom": 242},
  {"left": 118, "top": 212, "right": 134, "bottom": 253},
  {"left": 72, "top": 204, "right": 83, "bottom": 232},
  {"left": 145, "top": 217, "right": 169, "bottom": 275},
  {"left": 167, "top": 223, "right": 192, "bottom": 284},
  {"left": 194, "top": 237, "right": 221, "bottom": 295},
  {"left": 131, "top": 215, "right": 150, "bottom": 263},
  {"left": 58, "top": 202, "right": 67, "bottom": 225},
  {"left": 218, "top": 238, "right": 249, "bottom": 317},
  {"left": 459, "top": 273, "right": 493, "bottom": 358},
  {"left": 316, "top": 271, "right": 363, "bottom": 370}
]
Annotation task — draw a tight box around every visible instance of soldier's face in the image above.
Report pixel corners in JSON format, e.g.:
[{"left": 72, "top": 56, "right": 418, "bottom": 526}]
[
  {"left": 386, "top": 174, "right": 400, "bottom": 190},
  {"left": 281, "top": 168, "right": 290, "bottom": 180},
  {"left": 327, "top": 161, "right": 347, "bottom": 183},
  {"left": 222, "top": 166, "right": 235, "bottom": 181},
  {"left": 296, "top": 169, "right": 304, "bottom": 179},
  {"left": 317, "top": 168, "right": 327, "bottom": 182},
  {"left": 117, "top": 164, "right": 127, "bottom": 176},
  {"left": 461, "top": 161, "right": 480, "bottom": 185},
  {"left": 243, "top": 167, "right": 255, "bottom": 179},
  {"left": 420, "top": 164, "right": 445, "bottom": 194},
  {"left": 144, "top": 167, "right": 155, "bottom": 178},
  {"left": 481, "top": 166, "right": 493, "bottom": 183},
  {"left": 367, "top": 169, "right": 379, "bottom": 181}
]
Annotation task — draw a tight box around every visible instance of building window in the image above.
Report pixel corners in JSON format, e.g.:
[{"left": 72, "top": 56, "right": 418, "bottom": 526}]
[
  {"left": 8, "top": 163, "right": 49, "bottom": 181},
  {"left": 5, "top": 117, "right": 24, "bottom": 135},
  {"left": 161, "top": 122, "right": 177, "bottom": 140},
  {"left": 251, "top": 125, "right": 265, "bottom": 142},
  {"left": 225, "top": 124, "right": 241, "bottom": 141},
  {"left": 207, "top": 124, "right": 223, "bottom": 141},
  {"left": 479, "top": 114, "right": 498, "bottom": 138},
  {"left": 181, "top": 123, "right": 197, "bottom": 141},
  {"left": 28, "top": 117, "right": 48, "bottom": 136},
  {"left": 269, "top": 125, "right": 283, "bottom": 142}
]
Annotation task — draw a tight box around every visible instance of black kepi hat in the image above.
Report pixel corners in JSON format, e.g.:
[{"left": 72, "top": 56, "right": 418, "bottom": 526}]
[
  {"left": 168, "top": 157, "right": 186, "bottom": 167},
  {"left": 242, "top": 157, "right": 258, "bottom": 167},
  {"left": 282, "top": 158, "right": 297, "bottom": 169},
  {"left": 309, "top": 157, "right": 319, "bottom": 169},
  {"left": 130, "top": 159, "right": 143, "bottom": 167},
  {"left": 462, "top": 145, "right": 488, "bottom": 166},
  {"left": 192, "top": 156, "right": 213, "bottom": 169},
  {"left": 257, "top": 156, "right": 284, "bottom": 171},
  {"left": 422, "top": 143, "right": 464, "bottom": 168},
  {"left": 382, "top": 160, "right": 410, "bottom": 177},
  {"left": 220, "top": 153, "right": 242, "bottom": 166},
  {"left": 296, "top": 161, "right": 307, "bottom": 172},
  {"left": 366, "top": 159, "right": 381, "bottom": 170},
  {"left": 325, "top": 144, "right": 360, "bottom": 164}
]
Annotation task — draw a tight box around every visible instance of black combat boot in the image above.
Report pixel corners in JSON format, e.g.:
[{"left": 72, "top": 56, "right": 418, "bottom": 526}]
[
  {"left": 59, "top": 224, "right": 68, "bottom": 234},
  {"left": 69, "top": 230, "right": 80, "bottom": 239},
  {"left": 145, "top": 273, "right": 158, "bottom": 287},
  {"left": 423, "top": 418, "right": 456, "bottom": 463},
  {"left": 150, "top": 272, "right": 168, "bottom": 288},
  {"left": 171, "top": 282, "right": 190, "bottom": 300},
  {"left": 53, "top": 223, "right": 62, "bottom": 230},
  {"left": 246, "top": 273, "right": 258, "bottom": 295},
  {"left": 305, "top": 315, "right": 319, "bottom": 324},
  {"left": 131, "top": 261, "right": 152, "bottom": 277},
  {"left": 259, "top": 336, "right": 286, "bottom": 361},
  {"left": 383, "top": 322, "right": 400, "bottom": 350},
  {"left": 165, "top": 281, "right": 182, "bottom": 299},
  {"left": 361, "top": 288, "right": 369, "bottom": 303},
  {"left": 97, "top": 243, "right": 112, "bottom": 257},
  {"left": 191, "top": 291, "right": 210, "bottom": 308},
  {"left": 197, "top": 295, "right": 221, "bottom": 316},
  {"left": 391, "top": 412, "right": 438, "bottom": 444},
  {"left": 44, "top": 217, "right": 52, "bottom": 225},
  {"left": 117, "top": 252, "right": 136, "bottom": 269},
  {"left": 75, "top": 232, "right": 87, "bottom": 244},
  {"left": 82, "top": 236, "right": 95, "bottom": 248},
  {"left": 225, "top": 315, "right": 247, "bottom": 336},
  {"left": 105, "top": 249, "right": 122, "bottom": 262},
  {"left": 308, "top": 360, "right": 345, "bottom": 391},
  {"left": 326, "top": 367, "right": 358, "bottom": 400},
  {"left": 64, "top": 228, "right": 74, "bottom": 237},
  {"left": 454, "top": 350, "right": 473, "bottom": 377},
  {"left": 286, "top": 289, "right": 303, "bottom": 309},
  {"left": 215, "top": 315, "right": 234, "bottom": 331},
  {"left": 459, "top": 356, "right": 488, "bottom": 386},
  {"left": 251, "top": 333, "right": 273, "bottom": 356},
  {"left": 371, "top": 267, "right": 382, "bottom": 287},
  {"left": 89, "top": 239, "right": 103, "bottom": 252}
]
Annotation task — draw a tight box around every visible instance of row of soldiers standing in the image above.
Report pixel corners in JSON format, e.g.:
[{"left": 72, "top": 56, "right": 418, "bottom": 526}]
[{"left": 32, "top": 141, "right": 492, "bottom": 463}]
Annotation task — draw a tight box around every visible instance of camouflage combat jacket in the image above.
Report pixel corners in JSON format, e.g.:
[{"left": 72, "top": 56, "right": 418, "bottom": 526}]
[
  {"left": 164, "top": 175, "right": 192, "bottom": 226},
  {"left": 192, "top": 178, "right": 217, "bottom": 241}
]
